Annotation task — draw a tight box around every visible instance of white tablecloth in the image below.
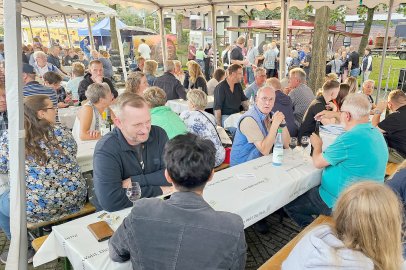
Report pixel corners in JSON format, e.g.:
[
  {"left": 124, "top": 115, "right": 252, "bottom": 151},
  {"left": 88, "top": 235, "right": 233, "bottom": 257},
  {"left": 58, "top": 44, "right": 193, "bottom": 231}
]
[
  {"left": 166, "top": 96, "right": 214, "bottom": 114},
  {"left": 223, "top": 112, "right": 243, "bottom": 129},
  {"left": 76, "top": 140, "right": 97, "bottom": 173},
  {"left": 320, "top": 131, "right": 338, "bottom": 151},
  {"left": 59, "top": 106, "right": 80, "bottom": 129},
  {"left": 34, "top": 151, "right": 321, "bottom": 269}
]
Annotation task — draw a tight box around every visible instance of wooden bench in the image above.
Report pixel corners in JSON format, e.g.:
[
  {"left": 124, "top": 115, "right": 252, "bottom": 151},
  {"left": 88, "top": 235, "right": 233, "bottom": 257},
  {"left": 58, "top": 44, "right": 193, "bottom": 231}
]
[
  {"left": 214, "top": 162, "right": 230, "bottom": 172},
  {"left": 258, "top": 215, "right": 334, "bottom": 270},
  {"left": 386, "top": 162, "right": 399, "bottom": 176},
  {"left": 27, "top": 202, "right": 96, "bottom": 235},
  {"left": 32, "top": 235, "right": 48, "bottom": 252}
]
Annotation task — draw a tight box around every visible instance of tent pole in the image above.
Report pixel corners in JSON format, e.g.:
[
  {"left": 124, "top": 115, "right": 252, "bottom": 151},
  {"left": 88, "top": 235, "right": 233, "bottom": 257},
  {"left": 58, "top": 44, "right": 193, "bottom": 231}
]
[
  {"left": 86, "top": 13, "right": 95, "bottom": 50},
  {"left": 63, "top": 14, "right": 73, "bottom": 48},
  {"left": 211, "top": 4, "right": 217, "bottom": 69},
  {"left": 158, "top": 8, "right": 167, "bottom": 64},
  {"left": 4, "top": 0, "right": 27, "bottom": 269},
  {"left": 114, "top": 16, "right": 128, "bottom": 81},
  {"left": 279, "top": 0, "right": 289, "bottom": 79},
  {"left": 376, "top": 0, "right": 394, "bottom": 103},
  {"left": 44, "top": 16, "right": 51, "bottom": 47},
  {"left": 26, "top": 16, "right": 34, "bottom": 44}
]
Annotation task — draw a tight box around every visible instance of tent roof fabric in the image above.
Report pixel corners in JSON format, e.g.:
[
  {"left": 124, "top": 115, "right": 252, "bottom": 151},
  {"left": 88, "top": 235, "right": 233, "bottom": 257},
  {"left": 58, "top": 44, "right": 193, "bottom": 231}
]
[
  {"left": 103, "top": 0, "right": 404, "bottom": 12},
  {"left": 78, "top": 17, "right": 127, "bottom": 36},
  {"left": 78, "top": 17, "right": 156, "bottom": 36},
  {"left": 0, "top": 0, "right": 116, "bottom": 21}
]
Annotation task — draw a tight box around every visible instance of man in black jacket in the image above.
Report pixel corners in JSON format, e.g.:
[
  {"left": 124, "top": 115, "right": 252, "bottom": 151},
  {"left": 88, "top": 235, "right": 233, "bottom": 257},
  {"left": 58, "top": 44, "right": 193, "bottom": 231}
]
[
  {"left": 153, "top": 60, "right": 187, "bottom": 100},
  {"left": 93, "top": 93, "right": 173, "bottom": 212},
  {"left": 78, "top": 60, "right": 118, "bottom": 102}
]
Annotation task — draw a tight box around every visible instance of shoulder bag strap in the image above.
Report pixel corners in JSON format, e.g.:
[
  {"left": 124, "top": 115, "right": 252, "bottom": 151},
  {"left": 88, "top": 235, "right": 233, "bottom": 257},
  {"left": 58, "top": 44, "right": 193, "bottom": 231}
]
[{"left": 197, "top": 110, "right": 222, "bottom": 142}]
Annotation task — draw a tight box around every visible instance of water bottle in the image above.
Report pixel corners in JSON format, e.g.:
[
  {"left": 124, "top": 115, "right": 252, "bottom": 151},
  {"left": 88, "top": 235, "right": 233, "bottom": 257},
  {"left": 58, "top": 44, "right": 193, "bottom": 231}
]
[
  {"left": 248, "top": 93, "right": 255, "bottom": 110},
  {"left": 272, "top": 128, "right": 284, "bottom": 166}
]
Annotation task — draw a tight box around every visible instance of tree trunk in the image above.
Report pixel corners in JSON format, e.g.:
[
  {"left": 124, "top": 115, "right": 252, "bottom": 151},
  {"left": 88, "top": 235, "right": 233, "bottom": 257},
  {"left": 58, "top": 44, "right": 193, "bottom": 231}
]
[
  {"left": 177, "top": 21, "right": 183, "bottom": 44},
  {"left": 309, "top": 6, "right": 330, "bottom": 94},
  {"left": 358, "top": 7, "right": 374, "bottom": 54},
  {"left": 110, "top": 5, "right": 119, "bottom": 51}
]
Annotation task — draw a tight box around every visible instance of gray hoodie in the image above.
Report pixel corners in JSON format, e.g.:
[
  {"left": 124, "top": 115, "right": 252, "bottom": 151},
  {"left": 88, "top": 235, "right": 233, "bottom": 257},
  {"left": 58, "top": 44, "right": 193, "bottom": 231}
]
[{"left": 282, "top": 225, "right": 374, "bottom": 270}]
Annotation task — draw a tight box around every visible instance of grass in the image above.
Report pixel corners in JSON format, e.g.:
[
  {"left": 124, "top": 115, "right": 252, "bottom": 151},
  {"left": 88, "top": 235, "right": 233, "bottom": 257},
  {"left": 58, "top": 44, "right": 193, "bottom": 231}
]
[{"left": 361, "top": 56, "right": 406, "bottom": 90}]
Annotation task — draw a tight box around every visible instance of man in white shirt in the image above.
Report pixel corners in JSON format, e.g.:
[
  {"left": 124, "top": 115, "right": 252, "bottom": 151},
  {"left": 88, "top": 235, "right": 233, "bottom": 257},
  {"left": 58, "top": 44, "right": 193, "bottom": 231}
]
[{"left": 138, "top": 39, "right": 151, "bottom": 60}]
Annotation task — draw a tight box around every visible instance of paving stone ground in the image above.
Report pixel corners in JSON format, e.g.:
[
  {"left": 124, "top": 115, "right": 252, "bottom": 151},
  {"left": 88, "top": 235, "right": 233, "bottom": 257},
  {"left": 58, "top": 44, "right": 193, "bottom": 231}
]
[{"left": 0, "top": 212, "right": 300, "bottom": 270}]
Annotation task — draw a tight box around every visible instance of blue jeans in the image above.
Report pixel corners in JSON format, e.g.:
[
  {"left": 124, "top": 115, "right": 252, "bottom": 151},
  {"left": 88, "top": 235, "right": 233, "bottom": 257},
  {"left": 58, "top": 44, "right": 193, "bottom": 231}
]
[
  {"left": 350, "top": 68, "right": 360, "bottom": 77},
  {"left": 283, "top": 186, "right": 332, "bottom": 228},
  {"left": 246, "top": 66, "right": 255, "bottom": 85},
  {"left": 0, "top": 191, "right": 10, "bottom": 239},
  {"left": 196, "top": 59, "right": 205, "bottom": 71}
]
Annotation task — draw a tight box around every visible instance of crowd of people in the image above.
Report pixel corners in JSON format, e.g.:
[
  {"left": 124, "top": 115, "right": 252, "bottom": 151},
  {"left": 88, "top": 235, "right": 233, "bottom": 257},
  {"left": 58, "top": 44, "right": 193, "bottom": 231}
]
[{"left": 0, "top": 34, "right": 405, "bottom": 269}]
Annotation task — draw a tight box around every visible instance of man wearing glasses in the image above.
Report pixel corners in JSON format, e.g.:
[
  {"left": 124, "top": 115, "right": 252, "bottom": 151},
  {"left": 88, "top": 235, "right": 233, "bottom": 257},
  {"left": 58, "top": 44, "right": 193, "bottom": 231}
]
[
  {"left": 231, "top": 85, "right": 290, "bottom": 166},
  {"left": 284, "top": 94, "right": 388, "bottom": 228},
  {"left": 93, "top": 93, "right": 173, "bottom": 212},
  {"left": 230, "top": 85, "right": 290, "bottom": 233},
  {"left": 244, "top": 67, "right": 267, "bottom": 99}
]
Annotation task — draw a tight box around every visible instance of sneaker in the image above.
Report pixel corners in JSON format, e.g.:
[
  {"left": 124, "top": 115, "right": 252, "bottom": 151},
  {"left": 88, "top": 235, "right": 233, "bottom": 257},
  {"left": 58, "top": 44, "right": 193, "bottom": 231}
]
[
  {"left": 27, "top": 248, "right": 35, "bottom": 264},
  {"left": 42, "top": 225, "right": 52, "bottom": 233},
  {"left": 0, "top": 248, "right": 35, "bottom": 264},
  {"left": 253, "top": 219, "right": 270, "bottom": 234}
]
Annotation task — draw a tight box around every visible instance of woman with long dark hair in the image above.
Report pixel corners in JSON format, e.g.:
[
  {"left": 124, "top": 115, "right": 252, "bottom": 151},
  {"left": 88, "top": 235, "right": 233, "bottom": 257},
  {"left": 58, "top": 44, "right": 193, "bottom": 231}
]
[{"left": 0, "top": 95, "right": 87, "bottom": 261}]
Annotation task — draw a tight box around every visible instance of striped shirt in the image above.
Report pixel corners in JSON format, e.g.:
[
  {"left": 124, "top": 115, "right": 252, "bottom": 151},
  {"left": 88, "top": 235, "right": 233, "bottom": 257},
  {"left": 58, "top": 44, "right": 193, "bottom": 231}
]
[
  {"left": 23, "top": 81, "right": 57, "bottom": 106},
  {"left": 288, "top": 83, "right": 315, "bottom": 127}
]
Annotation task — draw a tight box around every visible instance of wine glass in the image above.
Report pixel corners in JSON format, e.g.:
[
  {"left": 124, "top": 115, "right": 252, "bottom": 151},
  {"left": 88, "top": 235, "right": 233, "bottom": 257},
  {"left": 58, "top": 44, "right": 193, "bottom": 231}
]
[
  {"left": 289, "top": 137, "right": 297, "bottom": 159},
  {"left": 301, "top": 136, "right": 310, "bottom": 158},
  {"left": 126, "top": 182, "right": 142, "bottom": 206}
]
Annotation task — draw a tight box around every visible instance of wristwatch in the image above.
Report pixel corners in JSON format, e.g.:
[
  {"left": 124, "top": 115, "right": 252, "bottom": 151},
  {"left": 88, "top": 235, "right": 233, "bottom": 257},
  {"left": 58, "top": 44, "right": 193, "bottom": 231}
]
[{"left": 373, "top": 109, "right": 382, "bottom": 115}]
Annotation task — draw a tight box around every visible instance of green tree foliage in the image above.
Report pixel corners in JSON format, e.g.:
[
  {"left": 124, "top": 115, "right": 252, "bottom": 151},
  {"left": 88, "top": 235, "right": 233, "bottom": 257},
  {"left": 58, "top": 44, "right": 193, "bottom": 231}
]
[
  {"left": 329, "top": 6, "right": 347, "bottom": 24},
  {"left": 289, "top": 6, "right": 313, "bottom": 20},
  {"left": 239, "top": 5, "right": 342, "bottom": 23},
  {"left": 357, "top": 3, "right": 387, "bottom": 54},
  {"left": 116, "top": 6, "right": 143, "bottom": 26}
]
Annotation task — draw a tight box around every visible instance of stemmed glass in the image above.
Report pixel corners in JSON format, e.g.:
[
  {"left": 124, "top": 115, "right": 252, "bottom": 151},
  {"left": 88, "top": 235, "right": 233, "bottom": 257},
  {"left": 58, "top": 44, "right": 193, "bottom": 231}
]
[
  {"left": 126, "top": 182, "right": 142, "bottom": 206},
  {"left": 301, "top": 136, "right": 310, "bottom": 158},
  {"left": 289, "top": 137, "right": 297, "bottom": 159}
]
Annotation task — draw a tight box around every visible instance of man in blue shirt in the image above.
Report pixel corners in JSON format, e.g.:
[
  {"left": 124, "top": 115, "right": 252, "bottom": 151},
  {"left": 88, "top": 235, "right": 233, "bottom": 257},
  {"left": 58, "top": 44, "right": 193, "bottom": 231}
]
[
  {"left": 22, "top": 63, "right": 58, "bottom": 107},
  {"left": 244, "top": 67, "right": 266, "bottom": 99},
  {"left": 284, "top": 93, "right": 388, "bottom": 227}
]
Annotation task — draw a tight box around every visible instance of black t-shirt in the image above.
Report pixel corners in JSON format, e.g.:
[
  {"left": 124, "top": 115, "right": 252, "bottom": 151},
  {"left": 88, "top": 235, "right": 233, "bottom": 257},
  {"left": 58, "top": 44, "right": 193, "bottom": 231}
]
[
  {"left": 190, "top": 76, "right": 208, "bottom": 94},
  {"left": 378, "top": 105, "right": 406, "bottom": 157},
  {"left": 213, "top": 80, "right": 247, "bottom": 115},
  {"left": 349, "top": 51, "right": 360, "bottom": 69},
  {"left": 230, "top": 46, "right": 244, "bottom": 62},
  {"left": 298, "top": 95, "right": 327, "bottom": 139}
]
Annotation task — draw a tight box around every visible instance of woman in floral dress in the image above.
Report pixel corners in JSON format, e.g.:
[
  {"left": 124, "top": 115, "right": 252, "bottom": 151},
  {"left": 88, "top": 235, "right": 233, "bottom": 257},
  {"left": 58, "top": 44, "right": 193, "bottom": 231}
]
[
  {"left": 180, "top": 89, "right": 225, "bottom": 167},
  {"left": 0, "top": 95, "right": 87, "bottom": 240}
]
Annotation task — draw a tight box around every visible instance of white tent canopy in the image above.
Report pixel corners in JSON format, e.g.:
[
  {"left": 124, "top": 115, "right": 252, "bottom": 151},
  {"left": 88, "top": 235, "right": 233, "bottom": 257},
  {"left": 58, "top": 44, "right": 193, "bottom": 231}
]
[
  {"left": 0, "top": 0, "right": 116, "bottom": 21},
  {"left": 2, "top": 1, "right": 117, "bottom": 270},
  {"left": 2, "top": 0, "right": 400, "bottom": 270},
  {"left": 105, "top": 0, "right": 404, "bottom": 11}
]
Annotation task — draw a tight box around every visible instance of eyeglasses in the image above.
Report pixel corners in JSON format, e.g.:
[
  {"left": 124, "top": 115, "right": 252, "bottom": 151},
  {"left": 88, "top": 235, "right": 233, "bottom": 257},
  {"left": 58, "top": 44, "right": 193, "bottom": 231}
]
[{"left": 259, "top": 97, "right": 274, "bottom": 103}]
